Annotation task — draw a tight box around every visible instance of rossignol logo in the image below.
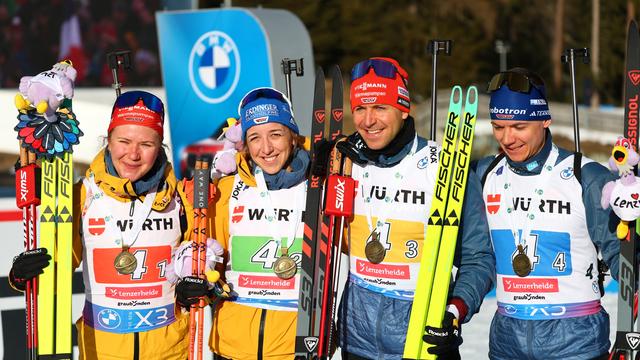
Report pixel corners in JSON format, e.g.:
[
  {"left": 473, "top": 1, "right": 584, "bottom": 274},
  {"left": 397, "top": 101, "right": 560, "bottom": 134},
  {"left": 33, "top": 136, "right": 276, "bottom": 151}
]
[
  {"left": 334, "top": 178, "right": 346, "bottom": 212},
  {"left": 626, "top": 332, "right": 640, "bottom": 350},
  {"left": 314, "top": 110, "right": 325, "bottom": 124},
  {"left": 629, "top": 70, "right": 640, "bottom": 86},
  {"left": 354, "top": 82, "right": 387, "bottom": 91},
  {"left": 332, "top": 109, "right": 343, "bottom": 122},
  {"left": 304, "top": 337, "right": 319, "bottom": 352},
  {"left": 628, "top": 94, "right": 639, "bottom": 148}
]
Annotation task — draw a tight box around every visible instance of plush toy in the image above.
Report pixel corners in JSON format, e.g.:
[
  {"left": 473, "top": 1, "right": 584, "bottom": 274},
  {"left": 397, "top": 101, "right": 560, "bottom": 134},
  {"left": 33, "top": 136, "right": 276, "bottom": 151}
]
[
  {"left": 15, "top": 60, "right": 77, "bottom": 122},
  {"left": 13, "top": 60, "right": 82, "bottom": 157},
  {"left": 212, "top": 117, "right": 243, "bottom": 176},
  {"left": 601, "top": 136, "right": 640, "bottom": 239}
]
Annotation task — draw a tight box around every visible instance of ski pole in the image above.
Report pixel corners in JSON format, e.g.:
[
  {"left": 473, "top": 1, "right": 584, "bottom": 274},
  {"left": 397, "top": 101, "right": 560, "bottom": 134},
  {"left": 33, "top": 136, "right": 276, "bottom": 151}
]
[
  {"left": 16, "top": 146, "right": 40, "bottom": 360},
  {"left": 427, "top": 40, "right": 453, "bottom": 141},
  {"left": 561, "top": 48, "right": 589, "bottom": 153},
  {"left": 281, "top": 58, "right": 304, "bottom": 101},
  {"left": 107, "top": 50, "right": 132, "bottom": 97}
]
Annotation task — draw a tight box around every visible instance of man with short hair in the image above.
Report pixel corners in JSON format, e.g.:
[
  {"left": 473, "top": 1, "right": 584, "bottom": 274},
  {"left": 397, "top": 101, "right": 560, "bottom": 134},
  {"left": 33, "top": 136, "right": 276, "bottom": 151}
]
[
  {"left": 474, "top": 67, "right": 619, "bottom": 360},
  {"left": 336, "top": 57, "right": 495, "bottom": 359}
]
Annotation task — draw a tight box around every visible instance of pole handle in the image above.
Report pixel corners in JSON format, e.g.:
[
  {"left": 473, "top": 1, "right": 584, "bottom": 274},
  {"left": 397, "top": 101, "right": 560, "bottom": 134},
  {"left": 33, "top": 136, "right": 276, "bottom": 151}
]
[{"left": 107, "top": 50, "right": 133, "bottom": 97}]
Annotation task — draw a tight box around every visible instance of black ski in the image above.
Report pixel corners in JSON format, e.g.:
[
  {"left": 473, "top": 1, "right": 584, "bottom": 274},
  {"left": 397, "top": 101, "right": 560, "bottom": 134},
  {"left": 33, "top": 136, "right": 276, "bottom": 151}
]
[
  {"left": 611, "top": 19, "right": 640, "bottom": 360},
  {"left": 295, "top": 67, "right": 327, "bottom": 359}
]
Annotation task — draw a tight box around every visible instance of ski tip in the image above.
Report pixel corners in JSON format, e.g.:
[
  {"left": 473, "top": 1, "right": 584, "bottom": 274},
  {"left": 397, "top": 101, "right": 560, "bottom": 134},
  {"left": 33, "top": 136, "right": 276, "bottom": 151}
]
[
  {"left": 450, "top": 85, "right": 463, "bottom": 104},
  {"left": 465, "top": 86, "right": 478, "bottom": 106}
]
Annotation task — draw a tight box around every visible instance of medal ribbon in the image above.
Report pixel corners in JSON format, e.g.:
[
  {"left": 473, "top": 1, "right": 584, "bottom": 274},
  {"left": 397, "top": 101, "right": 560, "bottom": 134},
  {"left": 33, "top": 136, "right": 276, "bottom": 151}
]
[
  {"left": 362, "top": 136, "right": 419, "bottom": 241},
  {"left": 254, "top": 167, "right": 301, "bottom": 255},
  {"left": 502, "top": 145, "right": 559, "bottom": 251},
  {"left": 84, "top": 176, "right": 157, "bottom": 248}
]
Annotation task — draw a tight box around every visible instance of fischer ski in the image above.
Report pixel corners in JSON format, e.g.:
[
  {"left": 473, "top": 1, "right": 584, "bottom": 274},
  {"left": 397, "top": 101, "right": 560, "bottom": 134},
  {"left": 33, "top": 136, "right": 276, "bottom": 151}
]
[
  {"left": 611, "top": 19, "right": 640, "bottom": 360},
  {"left": 404, "top": 86, "right": 480, "bottom": 359}
]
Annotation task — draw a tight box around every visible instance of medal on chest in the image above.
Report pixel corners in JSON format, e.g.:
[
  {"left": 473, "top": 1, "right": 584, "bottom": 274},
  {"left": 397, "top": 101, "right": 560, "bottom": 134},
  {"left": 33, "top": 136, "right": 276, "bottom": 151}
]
[
  {"left": 114, "top": 246, "right": 137, "bottom": 275},
  {"left": 512, "top": 244, "right": 532, "bottom": 277},
  {"left": 365, "top": 231, "right": 386, "bottom": 264},
  {"left": 273, "top": 246, "right": 297, "bottom": 280}
]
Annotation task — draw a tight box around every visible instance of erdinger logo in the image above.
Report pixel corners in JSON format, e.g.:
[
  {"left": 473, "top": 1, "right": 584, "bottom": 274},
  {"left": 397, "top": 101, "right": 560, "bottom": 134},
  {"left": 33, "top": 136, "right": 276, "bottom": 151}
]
[
  {"left": 354, "top": 82, "right": 387, "bottom": 91},
  {"left": 189, "top": 30, "right": 240, "bottom": 104}
]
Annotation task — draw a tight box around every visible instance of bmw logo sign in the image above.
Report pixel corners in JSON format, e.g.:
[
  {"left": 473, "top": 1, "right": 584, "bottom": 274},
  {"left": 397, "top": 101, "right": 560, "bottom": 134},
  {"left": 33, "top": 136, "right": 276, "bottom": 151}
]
[
  {"left": 189, "top": 31, "right": 241, "bottom": 104},
  {"left": 97, "top": 308, "right": 121, "bottom": 329}
]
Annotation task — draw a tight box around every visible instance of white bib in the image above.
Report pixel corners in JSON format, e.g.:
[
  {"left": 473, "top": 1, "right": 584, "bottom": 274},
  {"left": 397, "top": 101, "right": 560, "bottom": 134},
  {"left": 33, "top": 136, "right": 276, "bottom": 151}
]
[{"left": 81, "top": 178, "right": 181, "bottom": 333}]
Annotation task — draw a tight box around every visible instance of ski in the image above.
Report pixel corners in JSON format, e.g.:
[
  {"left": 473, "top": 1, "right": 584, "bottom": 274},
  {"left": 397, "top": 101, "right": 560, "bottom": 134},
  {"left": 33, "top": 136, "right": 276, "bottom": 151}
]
[
  {"left": 295, "top": 66, "right": 327, "bottom": 360},
  {"left": 611, "top": 19, "right": 640, "bottom": 360},
  {"left": 404, "top": 86, "right": 463, "bottom": 359},
  {"left": 317, "top": 65, "right": 349, "bottom": 359},
  {"left": 422, "top": 87, "right": 478, "bottom": 359}
]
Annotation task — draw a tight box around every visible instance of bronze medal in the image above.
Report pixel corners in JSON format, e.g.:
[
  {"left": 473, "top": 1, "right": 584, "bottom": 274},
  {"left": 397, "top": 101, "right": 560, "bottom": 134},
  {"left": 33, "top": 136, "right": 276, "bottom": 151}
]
[
  {"left": 512, "top": 244, "right": 531, "bottom": 277},
  {"left": 364, "top": 231, "right": 386, "bottom": 264},
  {"left": 114, "top": 246, "right": 137, "bottom": 275},
  {"left": 273, "top": 248, "right": 297, "bottom": 280}
]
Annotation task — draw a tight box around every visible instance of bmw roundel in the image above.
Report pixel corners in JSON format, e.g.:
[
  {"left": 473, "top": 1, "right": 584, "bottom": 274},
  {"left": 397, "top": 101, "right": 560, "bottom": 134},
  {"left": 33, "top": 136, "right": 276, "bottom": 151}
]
[
  {"left": 189, "top": 31, "right": 241, "bottom": 104},
  {"left": 98, "top": 308, "right": 121, "bottom": 329}
]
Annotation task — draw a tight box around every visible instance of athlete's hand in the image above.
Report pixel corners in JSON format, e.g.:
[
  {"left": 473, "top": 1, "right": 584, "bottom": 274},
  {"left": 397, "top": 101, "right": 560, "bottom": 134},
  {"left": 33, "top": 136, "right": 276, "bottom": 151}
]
[
  {"left": 175, "top": 276, "right": 209, "bottom": 309},
  {"left": 422, "top": 311, "right": 462, "bottom": 360},
  {"left": 10, "top": 248, "right": 51, "bottom": 291}
]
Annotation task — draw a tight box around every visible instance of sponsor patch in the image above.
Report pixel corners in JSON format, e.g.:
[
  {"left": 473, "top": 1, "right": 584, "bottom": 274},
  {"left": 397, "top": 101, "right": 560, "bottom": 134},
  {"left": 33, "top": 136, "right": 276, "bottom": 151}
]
[
  {"left": 397, "top": 98, "right": 410, "bottom": 108},
  {"left": 530, "top": 99, "right": 547, "bottom": 105},
  {"left": 398, "top": 86, "right": 410, "bottom": 98},
  {"left": 362, "top": 97, "right": 377, "bottom": 104}
]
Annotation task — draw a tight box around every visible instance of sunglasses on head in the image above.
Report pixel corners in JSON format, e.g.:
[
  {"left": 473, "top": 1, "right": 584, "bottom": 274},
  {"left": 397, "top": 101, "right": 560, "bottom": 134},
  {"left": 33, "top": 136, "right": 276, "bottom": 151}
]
[
  {"left": 350, "top": 58, "right": 407, "bottom": 83},
  {"left": 238, "top": 87, "right": 293, "bottom": 115},
  {"left": 487, "top": 71, "right": 545, "bottom": 94},
  {"left": 112, "top": 90, "right": 164, "bottom": 118}
]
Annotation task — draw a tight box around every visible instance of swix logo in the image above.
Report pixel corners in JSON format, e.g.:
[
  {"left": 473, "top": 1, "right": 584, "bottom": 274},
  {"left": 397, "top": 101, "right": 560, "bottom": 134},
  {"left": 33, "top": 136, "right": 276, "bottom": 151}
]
[
  {"left": 333, "top": 178, "right": 346, "bottom": 211},
  {"left": 626, "top": 332, "right": 640, "bottom": 350},
  {"left": 332, "top": 109, "right": 343, "bottom": 122},
  {"left": 19, "top": 171, "right": 28, "bottom": 202},
  {"left": 314, "top": 110, "right": 325, "bottom": 124},
  {"left": 304, "top": 337, "right": 319, "bottom": 352},
  {"left": 629, "top": 70, "right": 640, "bottom": 86},
  {"left": 231, "top": 205, "right": 244, "bottom": 223},
  {"left": 88, "top": 218, "right": 106, "bottom": 236},
  {"left": 486, "top": 194, "right": 501, "bottom": 214}
]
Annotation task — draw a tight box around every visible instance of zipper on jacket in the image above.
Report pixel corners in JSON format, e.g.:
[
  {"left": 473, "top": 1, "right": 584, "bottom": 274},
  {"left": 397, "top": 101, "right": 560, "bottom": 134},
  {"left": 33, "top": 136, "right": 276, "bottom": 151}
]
[
  {"left": 130, "top": 200, "right": 135, "bottom": 217},
  {"left": 133, "top": 332, "right": 139, "bottom": 360},
  {"left": 257, "top": 308, "right": 266, "bottom": 360}
]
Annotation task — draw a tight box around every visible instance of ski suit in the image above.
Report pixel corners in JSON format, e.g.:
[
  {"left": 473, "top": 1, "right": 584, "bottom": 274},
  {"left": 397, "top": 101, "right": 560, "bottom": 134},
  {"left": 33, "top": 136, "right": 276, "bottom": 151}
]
[
  {"left": 208, "top": 151, "right": 308, "bottom": 360},
  {"left": 72, "top": 150, "right": 193, "bottom": 360},
  {"left": 475, "top": 133, "right": 620, "bottom": 360},
  {"left": 337, "top": 133, "right": 495, "bottom": 359}
]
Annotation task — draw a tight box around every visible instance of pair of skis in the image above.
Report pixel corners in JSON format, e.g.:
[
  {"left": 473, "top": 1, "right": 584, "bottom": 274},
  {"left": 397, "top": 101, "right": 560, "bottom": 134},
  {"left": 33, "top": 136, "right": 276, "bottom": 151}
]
[
  {"left": 295, "top": 65, "right": 353, "bottom": 359},
  {"left": 404, "top": 86, "right": 478, "bottom": 360},
  {"left": 610, "top": 19, "right": 640, "bottom": 360},
  {"left": 15, "top": 126, "right": 75, "bottom": 359}
]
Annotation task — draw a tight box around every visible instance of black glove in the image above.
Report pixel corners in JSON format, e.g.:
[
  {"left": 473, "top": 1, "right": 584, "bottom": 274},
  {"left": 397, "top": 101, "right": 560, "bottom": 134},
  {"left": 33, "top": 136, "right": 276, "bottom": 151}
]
[
  {"left": 311, "top": 136, "right": 347, "bottom": 176},
  {"left": 175, "top": 276, "right": 209, "bottom": 309},
  {"left": 335, "top": 133, "right": 368, "bottom": 166},
  {"left": 10, "top": 248, "right": 51, "bottom": 291},
  {"left": 422, "top": 311, "right": 462, "bottom": 360}
]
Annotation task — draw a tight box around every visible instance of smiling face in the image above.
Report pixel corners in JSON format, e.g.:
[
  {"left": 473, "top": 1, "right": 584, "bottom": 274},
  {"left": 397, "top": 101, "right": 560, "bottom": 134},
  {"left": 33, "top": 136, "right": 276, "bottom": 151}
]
[
  {"left": 352, "top": 104, "right": 408, "bottom": 150},
  {"left": 107, "top": 125, "right": 162, "bottom": 182},
  {"left": 491, "top": 119, "right": 551, "bottom": 162},
  {"left": 245, "top": 122, "right": 297, "bottom": 174}
]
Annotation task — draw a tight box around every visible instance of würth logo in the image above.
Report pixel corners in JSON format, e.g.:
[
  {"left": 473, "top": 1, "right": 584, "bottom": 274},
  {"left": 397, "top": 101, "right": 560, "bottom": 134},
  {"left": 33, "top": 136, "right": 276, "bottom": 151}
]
[
  {"left": 88, "top": 218, "right": 106, "bottom": 236},
  {"left": 629, "top": 70, "right": 640, "bottom": 86},
  {"left": 314, "top": 110, "right": 325, "bottom": 124}
]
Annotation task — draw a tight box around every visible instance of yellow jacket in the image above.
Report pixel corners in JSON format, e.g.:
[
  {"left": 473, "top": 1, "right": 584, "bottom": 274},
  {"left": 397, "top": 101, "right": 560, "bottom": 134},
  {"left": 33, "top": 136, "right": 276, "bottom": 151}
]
[
  {"left": 73, "top": 150, "right": 193, "bottom": 360},
  {"left": 208, "top": 152, "right": 298, "bottom": 360}
]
